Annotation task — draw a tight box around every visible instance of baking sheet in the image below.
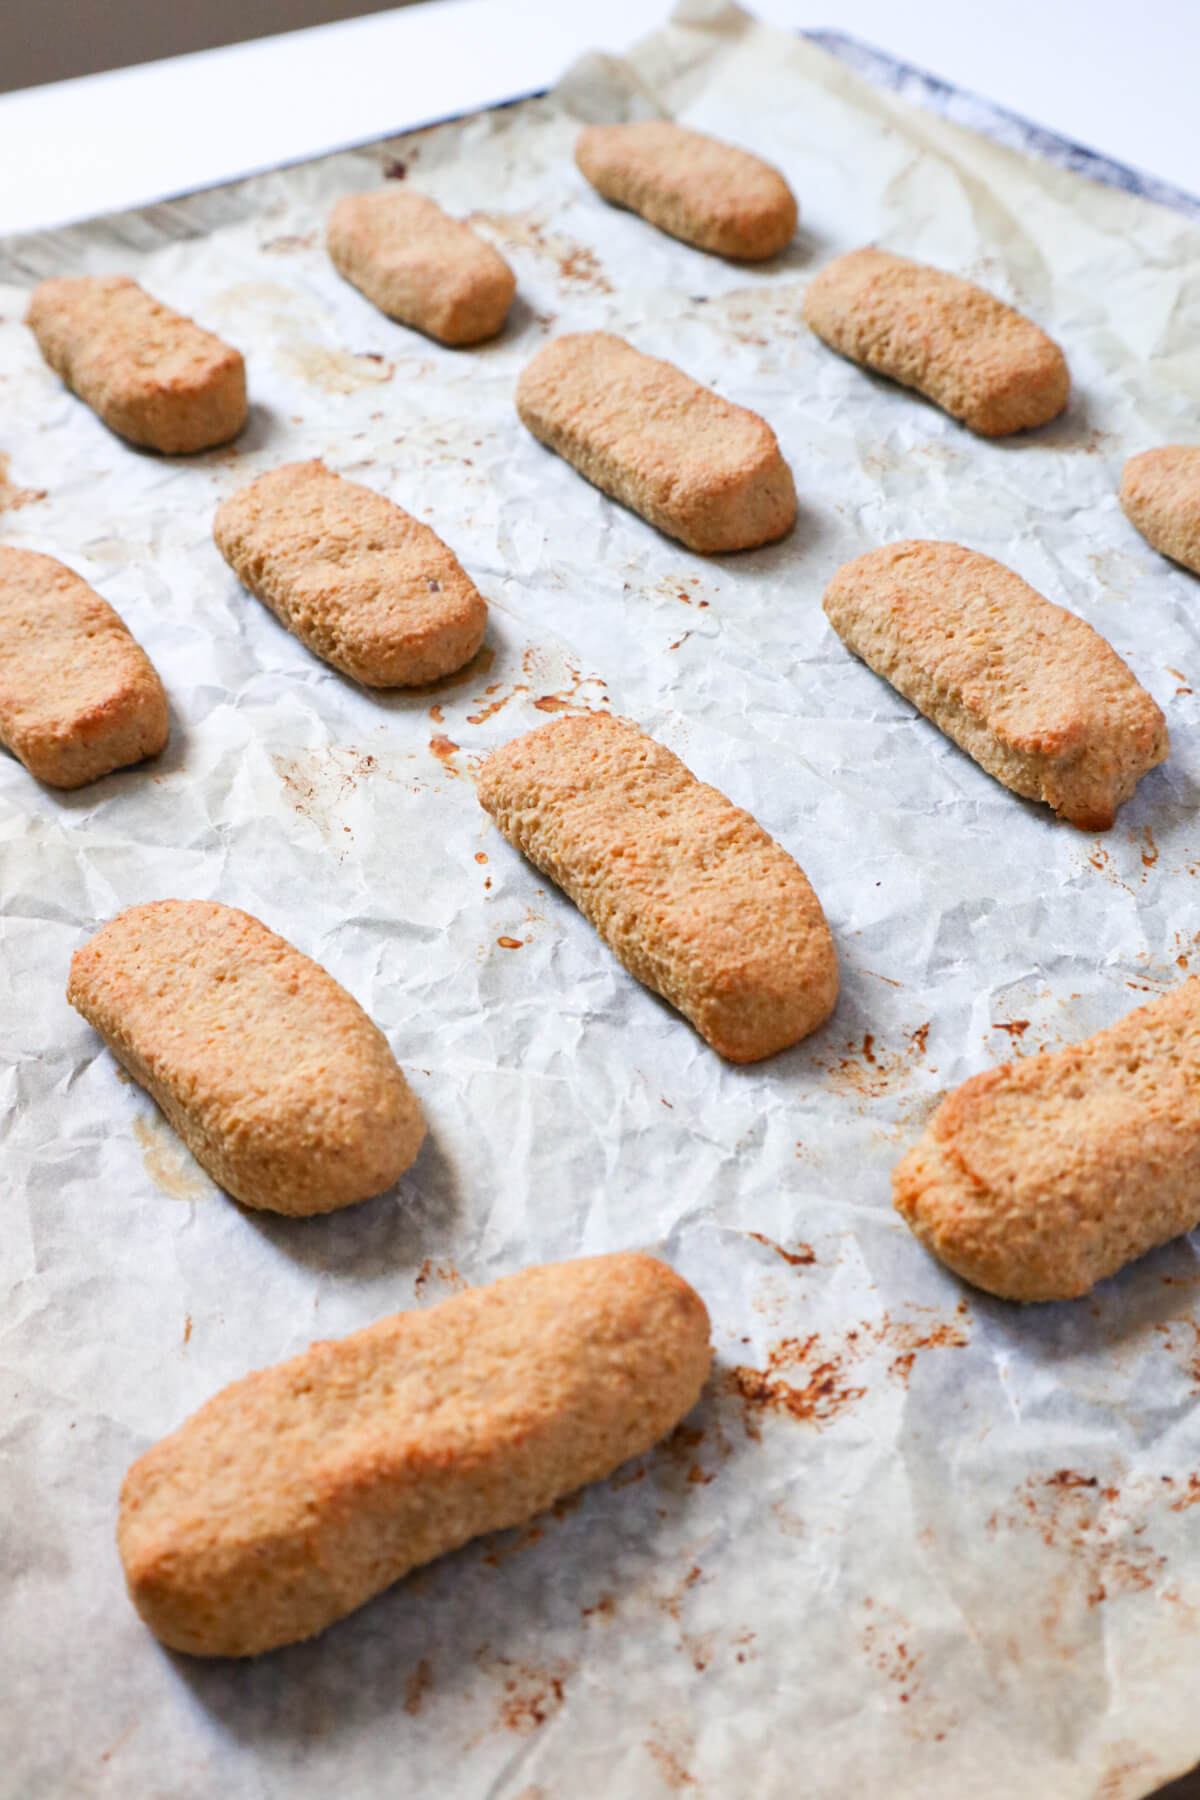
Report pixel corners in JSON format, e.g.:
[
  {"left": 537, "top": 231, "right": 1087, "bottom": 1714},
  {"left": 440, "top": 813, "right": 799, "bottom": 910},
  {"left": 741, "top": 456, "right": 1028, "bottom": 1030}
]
[{"left": 4, "top": 3, "right": 1200, "bottom": 1795}]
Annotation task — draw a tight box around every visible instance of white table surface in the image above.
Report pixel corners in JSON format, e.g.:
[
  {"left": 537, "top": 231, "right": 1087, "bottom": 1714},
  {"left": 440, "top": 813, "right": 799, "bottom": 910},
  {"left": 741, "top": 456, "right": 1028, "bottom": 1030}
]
[{"left": 1, "top": 0, "right": 1197, "bottom": 238}]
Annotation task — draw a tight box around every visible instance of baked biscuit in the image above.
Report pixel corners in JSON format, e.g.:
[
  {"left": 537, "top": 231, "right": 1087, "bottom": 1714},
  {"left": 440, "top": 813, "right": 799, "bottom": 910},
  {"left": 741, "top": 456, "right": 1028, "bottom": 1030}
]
[
  {"left": 823, "top": 540, "right": 1167, "bottom": 830},
  {"left": 1120, "top": 446, "right": 1200, "bottom": 575},
  {"left": 895, "top": 980, "right": 1200, "bottom": 1301},
  {"left": 477, "top": 712, "right": 837, "bottom": 1061},
  {"left": 802, "top": 249, "right": 1069, "bottom": 436},
  {"left": 213, "top": 459, "right": 487, "bottom": 686},
  {"left": 0, "top": 546, "right": 167, "bottom": 787},
  {"left": 27, "top": 275, "right": 246, "bottom": 453},
  {"left": 68, "top": 900, "right": 424, "bottom": 1215},
  {"left": 118, "top": 1252, "right": 711, "bottom": 1656},
  {"left": 327, "top": 190, "right": 515, "bottom": 346},
  {"left": 516, "top": 331, "right": 796, "bottom": 553},
  {"left": 575, "top": 121, "right": 797, "bottom": 260}
]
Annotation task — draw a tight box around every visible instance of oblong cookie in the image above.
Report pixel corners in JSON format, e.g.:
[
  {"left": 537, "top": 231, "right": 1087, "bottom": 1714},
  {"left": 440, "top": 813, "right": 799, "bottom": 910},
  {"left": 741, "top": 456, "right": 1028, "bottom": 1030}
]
[
  {"left": 68, "top": 900, "right": 424, "bottom": 1215},
  {"left": 516, "top": 331, "right": 796, "bottom": 553},
  {"left": 894, "top": 980, "right": 1200, "bottom": 1301},
  {"left": 823, "top": 540, "right": 1167, "bottom": 830},
  {"left": 27, "top": 275, "right": 246, "bottom": 454},
  {"left": 802, "top": 249, "right": 1069, "bottom": 436},
  {"left": 213, "top": 459, "right": 487, "bottom": 686},
  {"left": 1120, "top": 446, "right": 1200, "bottom": 575},
  {"left": 0, "top": 546, "right": 168, "bottom": 788},
  {"left": 575, "top": 121, "right": 797, "bottom": 260},
  {"left": 327, "top": 190, "right": 515, "bottom": 345},
  {"left": 477, "top": 712, "right": 837, "bottom": 1061},
  {"left": 118, "top": 1252, "right": 711, "bottom": 1656}
]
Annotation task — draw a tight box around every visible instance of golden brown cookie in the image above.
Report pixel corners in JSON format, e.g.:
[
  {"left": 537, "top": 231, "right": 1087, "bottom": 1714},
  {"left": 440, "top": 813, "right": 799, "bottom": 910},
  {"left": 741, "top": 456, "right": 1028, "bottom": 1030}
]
[
  {"left": 27, "top": 275, "right": 246, "bottom": 453},
  {"left": 1120, "top": 445, "right": 1200, "bottom": 575},
  {"left": 477, "top": 712, "right": 837, "bottom": 1061},
  {"left": 327, "top": 190, "right": 515, "bottom": 345},
  {"left": 894, "top": 979, "right": 1200, "bottom": 1301},
  {"left": 68, "top": 900, "right": 424, "bottom": 1215},
  {"left": 802, "top": 248, "right": 1069, "bottom": 436},
  {"left": 516, "top": 331, "right": 796, "bottom": 553},
  {"left": 575, "top": 120, "right": 797, "bottom": 260},
  {"left": 823, "top": 540, "right": 1166, "bottom": 830},
  {"left": 118, "top": 1252, "right": 712, "bottom": 1656},
  {"left": 213, "top": 459, "right": 487, "bottom": 686},
  {"left": 0, "top": 546, "right": 167, "bottom": 787}
]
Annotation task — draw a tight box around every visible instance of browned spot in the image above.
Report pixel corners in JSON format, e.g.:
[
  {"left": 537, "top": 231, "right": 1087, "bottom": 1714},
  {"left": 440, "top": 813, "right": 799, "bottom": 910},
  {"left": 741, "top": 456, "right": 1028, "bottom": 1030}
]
[
  {"left": 429, "top": 734, "right": 460, "bottom": 772},
  {"left": 885, "top": 1317, "right": 971, "bottom": 1384},
  {"left": 1170, "top": 1474, "right": 1200, "bottom": 1512},
  {"left": 997, "top": 1470, "right": 1166, "bottom": 1608},
  {"left": 408, "top": 644, "right": 495, "bottom": 697},
  {"left": 1137, "top": 825, "right": 1159, "bottom": 868},
  {"left": 728, "top": 1337, "right": 866, "bottom": 1433},
  {"left": 384, "top": 157, "right": 408, "bottom": 179},
  {"left": 645, "top": 1734, "right": 697, "bottom": 1790},
  {"left": 414, "top": 1258, "right": 466, "bottom": 1296},
  {"left": 813, "top": 1021, "right": 934, "bottom": 1099},
  {"left": 995, "top": 1018, "right": 1030, "bottom": 1040},
  {"left": 582, "top": 1592, "right": 615, "bottom": 1620},
  {"left": 429, "top": 702, "right": 444, "bottom": 724},
  {"left": 730, "top": 1310, "right": 970, "bottom": 1432},
  {"left": 404, "top": 1658, "right": 432, "bottom": 1714},
  {"left": 497, "top": 936, "right": 523, "bottom": 950},
  {"left": 532, "top": 694, "right": 569, "bottom": 712},
  {"left": 183, "top": 1314, "right": 192, "bottom": 1344},
  {"left": 748, "top": 1231, "right": 816, "bottom": 1268},
  {"left": 492, "top": 1660, "right": 569, "bottom": 1734},
  {"left": 467, "top": 682, "right": 529, "bottom": 726},
  {"left": 0, "top": 453, "right": 46, "bottom": 511},
  {"left": 469, "top": 209, "right": 612, "bottom": 293}
]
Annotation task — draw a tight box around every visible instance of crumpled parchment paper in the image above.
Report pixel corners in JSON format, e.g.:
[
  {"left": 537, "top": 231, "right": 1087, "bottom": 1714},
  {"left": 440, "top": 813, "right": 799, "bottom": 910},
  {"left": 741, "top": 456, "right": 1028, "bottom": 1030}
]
[{"left": 4, "top": 4, "right": 1200, "bottom": 1796}]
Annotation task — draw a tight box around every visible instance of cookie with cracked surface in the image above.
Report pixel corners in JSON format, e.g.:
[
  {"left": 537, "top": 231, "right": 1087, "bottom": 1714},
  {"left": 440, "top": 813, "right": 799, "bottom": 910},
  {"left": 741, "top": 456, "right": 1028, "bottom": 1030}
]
[
  {"left": 516, "top": 331, "right": 796, "bottom": 554},
  {"left": 1120, "top": 445, "right": 1200, "bottom": 575},
  {"left": 27, "top": 275, "right": 246, "bottom": 453},
  {"left": 118, "top": 1251, "right": 711, "bottom": 1656},
  {"left": 0, "top": 546, "right": 167, "bottom": 787},
  {"left": 327, "top": 190, "right": 515, "bottom": 345},
  {"left": 575, "top": 120, "right": 796, "bottom": 260},
  {"left": 895, "top": 979, "right": 1200, "bottom": 1301},
  {"left": 68, "top": 900, "right": 425, "bottom": 1215},
  {"left": 823, "top": 540, "right": 1166, "bottom": 830},
  {"left": 213, "top": 459, "right": 487, "bottom": 686},
  {"left": 477, "top": 711, "right": 837, "bottom": 1061},
  {"left": 802, "top": 248, "right": 1068, "bottom": 436}
]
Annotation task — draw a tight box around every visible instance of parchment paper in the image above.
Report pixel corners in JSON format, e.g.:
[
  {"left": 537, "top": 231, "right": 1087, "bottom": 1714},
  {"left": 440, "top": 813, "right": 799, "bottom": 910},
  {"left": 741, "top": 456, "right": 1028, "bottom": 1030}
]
[{"left": 4, "top": 4, "right": 1200, "bottom": 1795}]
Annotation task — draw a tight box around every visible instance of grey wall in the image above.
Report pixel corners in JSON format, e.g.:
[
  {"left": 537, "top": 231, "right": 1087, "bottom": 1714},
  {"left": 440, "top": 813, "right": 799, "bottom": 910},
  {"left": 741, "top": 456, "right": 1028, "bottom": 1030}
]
[{"left": 2, "top": 0, "right": 427, "bottom": 94}]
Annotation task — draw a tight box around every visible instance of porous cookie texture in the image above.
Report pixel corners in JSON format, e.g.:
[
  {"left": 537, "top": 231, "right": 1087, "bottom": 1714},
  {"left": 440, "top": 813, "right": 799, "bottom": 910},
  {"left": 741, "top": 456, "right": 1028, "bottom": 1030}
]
[
  {"left": 1120, "top": 445, "right": 1200, "bottom": 575},
  {"left": 68, "top": 900, "right": 424, "bottom": 1215},
  {"left": 477, "top": 712, "right": 838, "bottom": 1061},
  {"left": 27, "top": 275, "right": 246, "bottom": 453},
  {"left": 516, "top": 331, "right": 796, "bottom": 553},
  {"left": 823, "top": 540, "right": 1167, "bottom": 830},
  {"left": 894, "top": 980, "right": 1200, "bottom": 1301},
  {"left": 802, "top": 248, "right": 1069, "bottom": 436},
  {"left": 575, "top": 120, "right": 797, "bottom": 260},
  {"left": 327, "top": 190, "right": 515, "bottom": 345},
  {"left": 213, "top": 459, "right": 487, "bottom": 685},
  {"left": 118, "top": 1252, "right": 712, "bottom": 1656},
  {"left": 0, "top": 546, "right": 167, "bottom": 787}
]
